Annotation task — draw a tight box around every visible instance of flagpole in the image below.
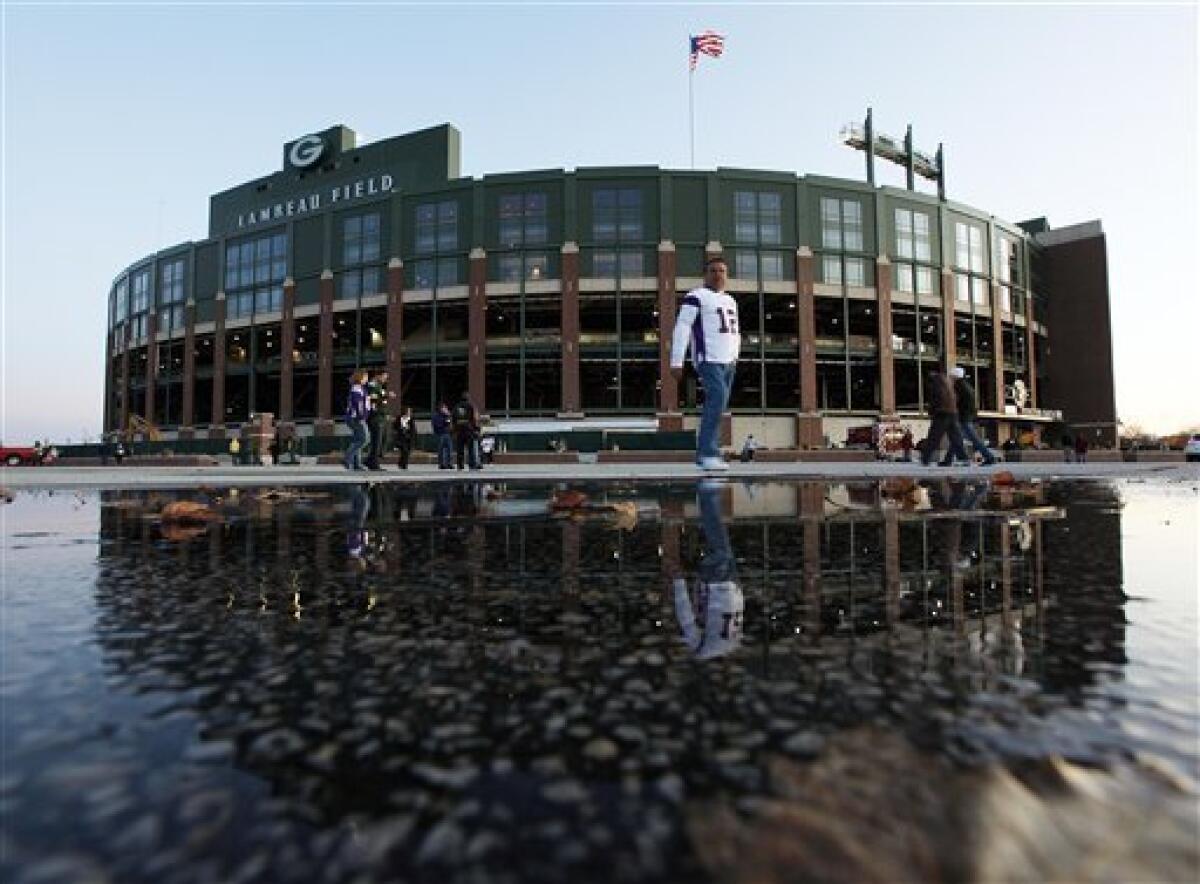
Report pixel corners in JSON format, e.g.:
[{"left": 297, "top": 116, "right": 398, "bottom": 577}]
[{"left": 689, "top": 65, "right": 695, "bottom": 170}]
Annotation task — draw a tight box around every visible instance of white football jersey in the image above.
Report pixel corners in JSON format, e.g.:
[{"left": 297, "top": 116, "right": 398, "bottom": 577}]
[
  {"left": 673, "top": 578, "right": 745, "bottom": 660},
  {"left": 670, "top": 286, "right": 741, "bottom": 368}
]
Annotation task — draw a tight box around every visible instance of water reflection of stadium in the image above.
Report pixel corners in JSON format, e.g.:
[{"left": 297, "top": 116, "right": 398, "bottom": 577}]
[{"left": 96, "top": 479, "right": 1092, "bottom": 655}]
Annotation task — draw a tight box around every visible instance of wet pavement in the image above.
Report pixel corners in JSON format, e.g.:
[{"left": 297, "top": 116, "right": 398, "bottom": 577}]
[{"left": 1, "top": 477, "right": 1197, "bottom": 883}]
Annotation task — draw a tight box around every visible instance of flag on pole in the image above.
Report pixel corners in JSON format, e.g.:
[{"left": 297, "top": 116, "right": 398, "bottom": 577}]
[{"left": 689, "top": 31, "right": 725, "bottom": 70}]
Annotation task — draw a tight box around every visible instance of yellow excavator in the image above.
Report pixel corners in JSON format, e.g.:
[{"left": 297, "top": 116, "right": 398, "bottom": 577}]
[{"left": 126, "top": 414, "right": 162, "bottom": 442}]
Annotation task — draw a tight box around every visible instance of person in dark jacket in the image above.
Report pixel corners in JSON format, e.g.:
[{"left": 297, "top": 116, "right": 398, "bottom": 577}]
[
  {"left": 393, "top": 406, "right": 418, "bottom": 470},
  {"left": 921, "top": 364, "right": 968, "bottom": 466},
  {"left": 452, "top": 392, "right": 481, "bottom": 471},
  {"left": 343, "top": 370, "right": 370, "bottom": 471},
  {"left": 364, "top": 371, "right": 393, "bottom": 471},
  {"left": 1074, "top": 433, "right": 1089, "bottom": 464},
  {"left": 431, "top": 401, "right": 453, "bottom": 470},
  {"left": 940, "top": 367, "right": 996, "bottom": 466}
]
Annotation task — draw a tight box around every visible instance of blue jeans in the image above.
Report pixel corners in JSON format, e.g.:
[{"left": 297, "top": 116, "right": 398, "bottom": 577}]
[
  {"left": 959, "top": 420, "right": 996, "bottom": 464},
  {"left": 696, "top": 361, "right": 736, "bottom": 461},
  {"left": 697, "top": 483, "right": 737, "bottom": 584},
  {"left": 436, "top": 433, "right": 453, "bottom": 468},
  {"left": 344, "top": 419, "right": 369, "bottom": 469}
]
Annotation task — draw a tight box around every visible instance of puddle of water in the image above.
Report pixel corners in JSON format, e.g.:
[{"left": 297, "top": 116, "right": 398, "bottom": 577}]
[{"left": 1, "top": 479, "right": 1196, "bottom": 883}]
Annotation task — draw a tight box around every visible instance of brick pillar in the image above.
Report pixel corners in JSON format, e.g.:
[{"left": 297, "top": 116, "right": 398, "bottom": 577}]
[
  {"left": 795, "top": 247, "right": 822, "bottom": 448},
  {"left": 884, "top": 509, "right": 900, "bottom": 629},
  {"left": 1025, "top": 299, "right": 1038, "bottom": 409},
  {"left": 144, "top": 312, "right": 157, "bottom": 425},
  {"left": 210, "top": 294, "right": 226, "bottom": 439},
  {"left": 656, "top": 240, "right": 679, "bottom": 427},
  {"left": 991, "top": 282, "right": 1005, "bottom": 414},
  {"left": 118, "top": 326, "right": 130, "bottom": 433},
  {"left": 560, "top": 243, "right": 581, "bottom": 416},
  {"left": 468, "top": 248, "right": 487, "bottom": 413},
  {"left": 941, "top": 270, "right": 956, "bottom": 368},
  {"left": 876, "top": 256, "right": 896, "bottom": 416},
  {"left": 279, "top": 278, "right": 296, "bottom": 423},
  {"left": 386, "top": 258, "right": 404, "bottom": 416},
  {"left": 180, "top": 300, "right": 196, "bottom": 437},
  {"left": 315, "top": 270, "right": 335, "bottom": 435}
]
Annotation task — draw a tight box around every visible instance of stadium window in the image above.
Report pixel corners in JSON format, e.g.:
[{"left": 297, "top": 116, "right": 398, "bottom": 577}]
[
  {"left": 592, "top": 188, "right": 643, "bottom": 244},
  {"left": 760, "top": 251, "right": 783, "bottom": 281},
  {"left": 343, "top": 212, "right": 380, "bottom": 265},
  {"left": 415, "top": 200, "right": 458, "bottom": 254},
  {"left": 498, "top": 192, "right": 548, "bottom": 247},
  {"left": 821, "top": 197, "right": 863, "bottom": 251},
  {"left": 159, "top": 258, "right": 185, "bottom": 306},
  {"left": 734, "top": 190, "right": 782, "bottom": 245},
  {"left": 845, "top": 258, "right": 865, "bottom": 288},
  {"left": 916, "top": 266, "right": 935, "bottom": 295},
  {"left": 822, "top": 255, "right": 842, "bottom": 285}
]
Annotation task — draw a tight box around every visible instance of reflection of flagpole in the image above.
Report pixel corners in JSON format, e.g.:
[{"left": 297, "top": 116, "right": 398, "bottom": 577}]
[{"left": 689, "top": 65, "right": 695, "bottom": 169}]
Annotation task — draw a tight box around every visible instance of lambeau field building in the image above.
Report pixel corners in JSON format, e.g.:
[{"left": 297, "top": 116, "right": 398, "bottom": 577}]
[{"left": 103, "top": 123, "right": 1117, "bottom": 449}]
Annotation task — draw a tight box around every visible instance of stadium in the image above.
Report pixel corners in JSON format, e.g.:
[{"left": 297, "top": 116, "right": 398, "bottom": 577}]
[{"left": 103, "top": 122, "right": 1117, "bottom": 451}]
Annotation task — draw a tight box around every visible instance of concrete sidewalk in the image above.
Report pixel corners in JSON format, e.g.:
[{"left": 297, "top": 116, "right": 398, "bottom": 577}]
[{"left": 2, "top": 460, "right": 1196, "bottom": 492}]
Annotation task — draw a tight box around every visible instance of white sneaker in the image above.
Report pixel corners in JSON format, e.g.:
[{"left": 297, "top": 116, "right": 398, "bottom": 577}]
[{"left": 699, "top": 457, "right": 729, "bottom": 471}]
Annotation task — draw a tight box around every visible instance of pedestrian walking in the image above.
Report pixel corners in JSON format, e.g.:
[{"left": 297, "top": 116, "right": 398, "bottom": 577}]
[
  {"left": 921, "top": 364, "right": 969, "bottom": 466},
  {"left": 670, "top": 256, "right": 739, "bottom": 471},
  {"left": 431, "top": 401, "right": 453, "bottom": 469},
  {"left": 941, "top": 367, "right": 996, "bottom": 465},
  {"left": 365, "top": 371, "right": 393, "bottom": 471},
  {"left": 452, "top": 392, "right": 481, "bottom": 471},
  {"left": 1074, "top": 433, "right": 1089, "bottom": 464},
  {"left": 393, "top": 406, "right": 417, "bottom": 470},
  {"left": 229, "top": 436, "right": 242, "bottom": 466},
  {"left": 1062, "top": 433, "right": 1075, "bottom": 463},
  {"left": 343, "top": 370, "right": 370, "bottom": 471}
]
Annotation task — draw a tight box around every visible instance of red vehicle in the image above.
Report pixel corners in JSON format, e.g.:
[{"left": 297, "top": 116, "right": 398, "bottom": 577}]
[{"left": 1, "top": 445, "right": 40, "bottom": 466}]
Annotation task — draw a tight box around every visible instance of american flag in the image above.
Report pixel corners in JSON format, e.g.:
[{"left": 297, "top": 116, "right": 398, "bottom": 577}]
[{"left": 689, "top": 31, "right": 725, "bottom": 70}]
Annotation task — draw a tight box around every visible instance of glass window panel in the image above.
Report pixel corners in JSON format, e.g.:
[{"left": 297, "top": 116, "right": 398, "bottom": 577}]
[
  {"left": 916, "top": 266, "right": 935, "bottom": 295},
  {"left": 972, "top": 276, "right": 989, "bottom": 306},
  {"left": 822, "top": 255, "right": 842, "bottom": 285},
  {"left": 735, "top": 251, "right": 757, "bottom": 279},
  {"left": 914, "top": 213, "right": 931, "bottom": 262},
  {"left": 526, "top": 253, "right": 548, "bottom": 281},
  {"left": 498, "top": 255, "right": 521, "bottom": 283},
  {"left": 842, "top": 200, "right": 863, "bottom": 251},
  {"left": 592, "top": 251, "right": 616, "bottom": 278},
  {"left": 342, "top": 271, "right": 361, "bottom": 299},
  {"left": 845, "top": 258, "right": 865, "bottom": 288},
  {"left": 619, "top": 250, "right": 644, "bottom": 278},
  {"left": 414, "top": 260, "right": 435, "bottom": 289},
  {"left": 761, "top": 252, "right": 783, "bottom": 281},
  {"left": 955, "top": 273, "right": 970, "bottom": 302},
  {"left": 437, "top": 257, "right": 458, "bottom": 286}
]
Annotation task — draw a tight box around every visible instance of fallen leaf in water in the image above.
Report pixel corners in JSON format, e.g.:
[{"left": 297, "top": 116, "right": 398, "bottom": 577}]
[
  {"left": 161, "top": 500, "right": 221, "bottom": 523},
  {"left": 550, "top": 489, "right": 589, "bottom": 510},
  {"left": 607, "top": 501, "right": 638, "bottom": 531}
]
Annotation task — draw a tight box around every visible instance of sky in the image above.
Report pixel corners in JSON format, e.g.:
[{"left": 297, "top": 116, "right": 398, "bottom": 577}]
[{"left": 2, "top": 1, "right": 1197, "bottom": 444}]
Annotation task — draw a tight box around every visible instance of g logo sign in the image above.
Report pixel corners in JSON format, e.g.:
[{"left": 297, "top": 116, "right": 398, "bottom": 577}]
[{"left": 288, "top": 135, "right": 325, "bottom": 169}]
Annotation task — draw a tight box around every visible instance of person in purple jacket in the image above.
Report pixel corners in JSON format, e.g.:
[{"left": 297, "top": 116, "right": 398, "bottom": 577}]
[{"left": 343, "top": 370, "right": 370, "bottom": 471}]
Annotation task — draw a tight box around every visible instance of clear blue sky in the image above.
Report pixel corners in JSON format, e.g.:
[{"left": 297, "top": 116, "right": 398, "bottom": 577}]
[{"left": 2, "top": 2, "right": 1196, "bottom": 443}]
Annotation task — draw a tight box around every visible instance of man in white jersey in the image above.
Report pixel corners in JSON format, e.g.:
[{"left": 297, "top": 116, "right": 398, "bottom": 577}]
[{"left": 670, "top": 256, "right": 740, "bottom": 470}]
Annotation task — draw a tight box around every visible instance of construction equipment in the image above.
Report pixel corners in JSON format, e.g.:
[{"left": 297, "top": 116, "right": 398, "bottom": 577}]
[{"left": 126, "top": 414, "right": 162, "bottom": 441}]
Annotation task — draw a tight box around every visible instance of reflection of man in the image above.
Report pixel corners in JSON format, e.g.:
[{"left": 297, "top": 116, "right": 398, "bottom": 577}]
[
  {"left": 346, "top": 484, "right": 370, "bottom": 565},
  {"left": 669, "top": 482, "right": 744, "bottom": 659}
]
